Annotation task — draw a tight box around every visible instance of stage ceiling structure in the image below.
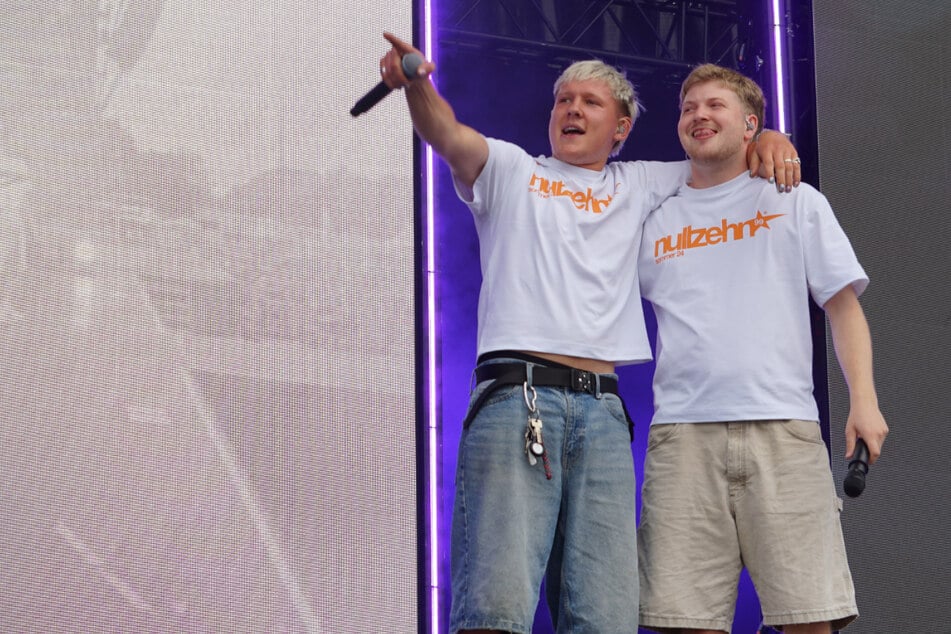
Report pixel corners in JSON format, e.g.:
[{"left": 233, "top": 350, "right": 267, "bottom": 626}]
[{"left": 436, "top": 0, "right": 754, "bottom": 85}]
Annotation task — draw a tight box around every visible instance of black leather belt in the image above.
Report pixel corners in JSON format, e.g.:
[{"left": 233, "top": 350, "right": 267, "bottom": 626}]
[
  {"left": 474, "top": 363, "right": 619, "bottom": 395},
  {"left": 463, "top": 362, "right": 633, "bottom": 439}
]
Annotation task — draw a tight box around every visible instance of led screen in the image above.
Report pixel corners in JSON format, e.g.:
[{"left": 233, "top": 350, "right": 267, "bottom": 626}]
[{"left": 0, "top": 3, "right": 417, "bottom": 632}]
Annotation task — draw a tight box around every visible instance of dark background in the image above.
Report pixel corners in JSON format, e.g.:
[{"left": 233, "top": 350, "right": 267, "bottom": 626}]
[{"left": 814, "top": 1, "right": 951, "bottom": 630}]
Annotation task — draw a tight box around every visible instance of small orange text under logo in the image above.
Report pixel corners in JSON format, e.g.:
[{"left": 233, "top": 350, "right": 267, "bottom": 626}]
[
  {"left": 653, "top": 210, "right": 785, "bottom": 262},
  {"left": 528, "top": 173, "right": 613, "bottom": 213}
]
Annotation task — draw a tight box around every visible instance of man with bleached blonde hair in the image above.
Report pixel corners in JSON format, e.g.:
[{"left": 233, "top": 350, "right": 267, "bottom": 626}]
[{"left": 377, "top": 36, "right": 801, "bottom": 633}]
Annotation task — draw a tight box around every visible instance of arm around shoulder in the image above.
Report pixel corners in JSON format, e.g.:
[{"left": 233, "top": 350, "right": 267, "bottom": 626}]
[{"left": 747, "top": 129, "right": 801, "bottom": 192}]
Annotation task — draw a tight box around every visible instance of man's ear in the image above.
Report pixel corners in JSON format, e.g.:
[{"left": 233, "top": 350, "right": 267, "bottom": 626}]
[
  {"left": 744, "top": 114, "right": 759, "bottom": 140},
  {"left": 615, "top": 117, "right": 633, "bottom": 140}
]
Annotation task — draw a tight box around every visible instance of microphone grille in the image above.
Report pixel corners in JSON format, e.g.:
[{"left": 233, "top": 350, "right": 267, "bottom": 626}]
[
  {"left": 401, "top": 53, "right": 424, "bottom": 79},
  {"left": 843, "top": 472, "right": 866, "bottom": 498}
]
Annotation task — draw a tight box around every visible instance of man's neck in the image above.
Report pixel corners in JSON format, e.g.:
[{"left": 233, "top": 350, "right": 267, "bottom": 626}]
[{"left": 687, "top": 162, "right": 746, "bottom": 189}]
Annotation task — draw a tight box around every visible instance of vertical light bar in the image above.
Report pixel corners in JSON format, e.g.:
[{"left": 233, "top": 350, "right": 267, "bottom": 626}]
[
  {"left": 768, "top": 0, "right": 789, "bottom": 134},
  {"left": 421, "top": 0, "right": 440, "bottom": 632}
]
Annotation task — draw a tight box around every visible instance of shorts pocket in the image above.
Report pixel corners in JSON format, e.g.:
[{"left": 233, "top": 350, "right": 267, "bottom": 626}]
[
  {"left": 463, "top": 381, "right": 523, "bottom": 425},
  {"left": 600, "top": 393, "right": 630, "bottom": 427},
  {"left": 778, "top": 418, "right": 824, "bottom": 445},
  {"left": 647, "top": 422, "right": 682, "bottom": 449}
]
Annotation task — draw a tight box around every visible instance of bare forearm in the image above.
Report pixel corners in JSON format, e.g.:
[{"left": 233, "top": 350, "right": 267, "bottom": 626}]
[
  {"left": 404, "top": 79, "right": 481, "bottom": 167},
  {"left": 826, "top": 289, "right": 877, "bottom": 406},
  {"left": 825, "top": 286, "right": 889, "bottom": 461},
  {"left": 380, "top": 32, "right": 487, "bottom": 187}
]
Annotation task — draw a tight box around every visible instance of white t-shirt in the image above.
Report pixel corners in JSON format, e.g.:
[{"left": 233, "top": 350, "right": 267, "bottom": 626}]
[
  {"left": 455, "top": 138, "right": 687, "bottom": 365},
  {"left": 638, "top": 173, "right": 868, "bottom": 424}
]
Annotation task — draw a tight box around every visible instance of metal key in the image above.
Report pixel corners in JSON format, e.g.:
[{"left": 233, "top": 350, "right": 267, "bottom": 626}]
[
  {"left": 523, "top": 381, "right": 542, "bottom": 466},
  {"left": 528, "top": 415, "right": 545, "bottom": 458},
  {"left": 524, "top": 424, "right": 538, "bottom": 466}
]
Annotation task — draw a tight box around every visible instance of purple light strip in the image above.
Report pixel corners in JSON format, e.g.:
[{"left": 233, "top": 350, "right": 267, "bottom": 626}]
[
  {"left": 422, "top": 0, "right": 440, "bottom": 632},
  {"left": 769, "top": 0, "right": 789, "bottom": 134}
]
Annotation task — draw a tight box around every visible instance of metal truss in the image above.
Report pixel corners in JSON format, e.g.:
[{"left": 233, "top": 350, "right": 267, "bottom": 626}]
[{"left": 438, "top": 0, "right": 752, "bottom": 82}]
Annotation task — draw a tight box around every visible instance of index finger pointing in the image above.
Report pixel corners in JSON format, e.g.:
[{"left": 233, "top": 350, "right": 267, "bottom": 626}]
[{"left": 383, "top": 32, "right": 416, "bottom": 55}]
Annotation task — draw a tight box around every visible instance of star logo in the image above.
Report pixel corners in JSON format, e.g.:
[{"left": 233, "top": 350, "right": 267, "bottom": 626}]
[{"left": 754, "top": 209, "right": 784, "bottom": 227}]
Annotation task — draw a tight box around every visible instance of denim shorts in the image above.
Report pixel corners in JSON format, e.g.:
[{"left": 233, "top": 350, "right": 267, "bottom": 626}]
[
  {"left": 637, "top": 420, "right": 857, "bottom": 633},
  {"left": 449, "top": 359, "right": 639, "bottom": 634}
]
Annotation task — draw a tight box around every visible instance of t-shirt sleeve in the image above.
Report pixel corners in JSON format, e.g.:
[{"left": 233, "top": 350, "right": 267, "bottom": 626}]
[
  {"left": 799, "top": 187, "right": 869, "bottom": 306},
  {"left": 453, "top": 137, "right": 529, "bottom": 217},
  {"left": 636, "top": 160, "right": 690, "bottom": 210}
]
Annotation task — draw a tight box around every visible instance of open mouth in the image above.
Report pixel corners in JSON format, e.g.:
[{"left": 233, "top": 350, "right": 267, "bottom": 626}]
[{"left": 562, "top": 125, "right": 584, "bottom": 136}]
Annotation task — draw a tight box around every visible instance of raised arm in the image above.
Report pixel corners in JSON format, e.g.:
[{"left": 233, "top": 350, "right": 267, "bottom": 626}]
[
  {"left": 824, "top": 285, "right": 889, "bottom": 464},
  {"left": 380, "top": 33, "right": 488, "bottom": 190}
]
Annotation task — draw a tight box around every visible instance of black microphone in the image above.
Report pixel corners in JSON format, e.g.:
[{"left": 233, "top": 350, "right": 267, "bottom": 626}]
[
  {"left": 350, "top": 53, "right": 424, "bottom": 117},
  {"left": 843, "top": 438, "right": 870, "bottom": 498}
]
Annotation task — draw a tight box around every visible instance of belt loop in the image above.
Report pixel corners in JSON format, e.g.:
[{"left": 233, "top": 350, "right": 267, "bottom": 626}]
[
  {"left": 594, "top": 373, "right": 602, "bottom": 399},
  {"left": 525, "top": 362, "right": 534, "bottom": 387},
  {"left": 469, "top": 366, "right": 478, "bottom": 395}
]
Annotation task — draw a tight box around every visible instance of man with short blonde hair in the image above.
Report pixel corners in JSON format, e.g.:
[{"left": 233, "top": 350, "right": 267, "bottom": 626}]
[{"left": 637, "top": 63, "right": 889, "bottom": 634}]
